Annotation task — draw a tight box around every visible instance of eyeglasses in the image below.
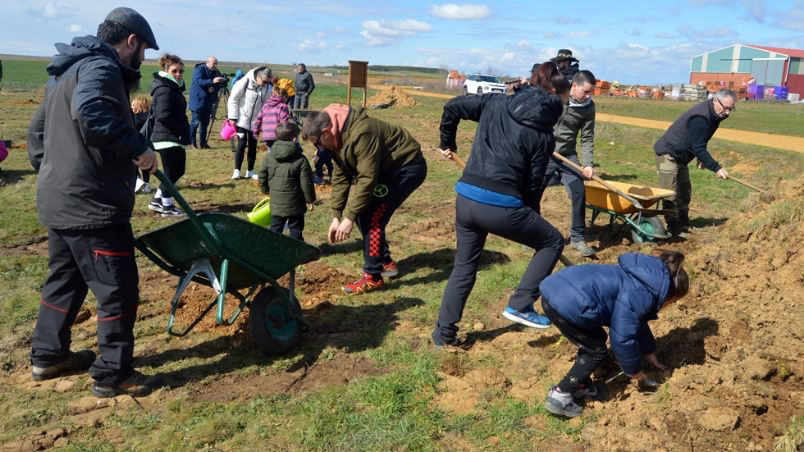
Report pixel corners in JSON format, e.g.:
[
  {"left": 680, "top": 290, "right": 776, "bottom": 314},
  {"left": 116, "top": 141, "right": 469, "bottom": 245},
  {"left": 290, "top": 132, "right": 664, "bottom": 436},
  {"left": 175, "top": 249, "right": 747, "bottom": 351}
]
[{"left": 716, "top": 98, "right": 736, "bottom": 112}]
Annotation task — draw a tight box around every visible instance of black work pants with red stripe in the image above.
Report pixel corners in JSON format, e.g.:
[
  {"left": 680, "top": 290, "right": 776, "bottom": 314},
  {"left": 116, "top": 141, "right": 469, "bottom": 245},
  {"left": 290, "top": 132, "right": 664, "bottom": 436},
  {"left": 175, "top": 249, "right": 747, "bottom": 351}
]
[
  {"left": 31, "top": 223, "right": 139, "bottom": 386},
  {"left": 355, "top": 158, "right": 427, "bottom": 277}
]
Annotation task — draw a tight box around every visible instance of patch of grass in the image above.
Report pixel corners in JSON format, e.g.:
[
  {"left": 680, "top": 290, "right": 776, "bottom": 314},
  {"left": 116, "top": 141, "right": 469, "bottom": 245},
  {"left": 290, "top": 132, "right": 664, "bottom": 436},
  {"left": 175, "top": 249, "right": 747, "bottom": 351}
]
[
  {"left": 774, "top": 416, "right": 804, "bottom": 452},
  {"left": 596, "top": 96, "right": 804, "bottom": 137},
  {"left": 654, "top": 383, "right": 673, "bottom": 408}
]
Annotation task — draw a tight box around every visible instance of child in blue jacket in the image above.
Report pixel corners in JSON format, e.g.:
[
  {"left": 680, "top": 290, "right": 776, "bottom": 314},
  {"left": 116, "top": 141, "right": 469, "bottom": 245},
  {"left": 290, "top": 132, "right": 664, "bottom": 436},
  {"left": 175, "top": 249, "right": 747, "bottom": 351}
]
[{"left": 539, "top": 251, "right": 688, "bottom": 418}]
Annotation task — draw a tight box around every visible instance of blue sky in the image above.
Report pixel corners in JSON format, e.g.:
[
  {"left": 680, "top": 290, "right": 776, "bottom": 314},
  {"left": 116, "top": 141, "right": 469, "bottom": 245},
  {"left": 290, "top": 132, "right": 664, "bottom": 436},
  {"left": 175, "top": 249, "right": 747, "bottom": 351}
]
[{"left": 2, "top": 0, "right": 803, "bottom": 83}]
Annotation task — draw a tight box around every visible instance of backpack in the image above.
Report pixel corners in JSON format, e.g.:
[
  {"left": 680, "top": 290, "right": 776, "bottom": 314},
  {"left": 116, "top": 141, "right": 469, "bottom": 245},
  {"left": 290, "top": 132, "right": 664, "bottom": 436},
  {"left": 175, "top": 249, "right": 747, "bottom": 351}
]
[{"left": 139, "top": 105, "right": 156, "bottom": 141}]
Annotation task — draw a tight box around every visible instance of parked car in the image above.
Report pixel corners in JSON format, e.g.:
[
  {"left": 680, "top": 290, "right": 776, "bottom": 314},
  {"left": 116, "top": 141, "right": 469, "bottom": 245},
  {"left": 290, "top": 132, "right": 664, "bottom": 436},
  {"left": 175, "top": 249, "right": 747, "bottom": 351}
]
[{"left": 463, "top": 74, "right": 506, "bottom": 95}]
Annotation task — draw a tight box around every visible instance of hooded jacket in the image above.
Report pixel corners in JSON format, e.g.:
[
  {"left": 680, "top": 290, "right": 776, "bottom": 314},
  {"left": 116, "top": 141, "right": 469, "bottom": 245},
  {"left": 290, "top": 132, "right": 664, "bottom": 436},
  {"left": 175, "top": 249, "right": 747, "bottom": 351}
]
[
  {"left": 188, "top": 62, "right": 221, "bottom": 114},
  {"left": 150, "top": 72, "right": 191, "bottom": 145},
  {"left": 227, "top": 68, "right": 269, "bottom": 130},
  {"left": 257, "top": 140, "right": 316, "bottom": 217},
  {"left": 252, "top": 95, "right": 289, "bottom": 142},
  {"left": 439, "top": 86, "right": 564, "bottom": 211},
  {"left": 328, "top": 106, "right": 423, "bottom": 221},
  {"left": 27, "top": 35, "right": 149, "bottom": 229},
  {"left": 539, "top": 253, "right": 671, "bottom": 376}
]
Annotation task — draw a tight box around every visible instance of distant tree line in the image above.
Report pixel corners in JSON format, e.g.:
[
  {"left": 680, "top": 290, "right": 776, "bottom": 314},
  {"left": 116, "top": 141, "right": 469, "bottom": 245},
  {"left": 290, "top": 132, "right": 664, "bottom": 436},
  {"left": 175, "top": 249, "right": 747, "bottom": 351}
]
[{"left": 330, "top": 65, "right": 447, "bottom": 74}]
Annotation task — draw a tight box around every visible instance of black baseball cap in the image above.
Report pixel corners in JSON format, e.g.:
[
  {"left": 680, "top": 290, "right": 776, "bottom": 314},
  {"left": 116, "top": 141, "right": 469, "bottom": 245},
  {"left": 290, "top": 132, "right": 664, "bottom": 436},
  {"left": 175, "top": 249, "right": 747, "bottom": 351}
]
[{"left": 104, "top": 7, "right": 159, "bottom": 50}]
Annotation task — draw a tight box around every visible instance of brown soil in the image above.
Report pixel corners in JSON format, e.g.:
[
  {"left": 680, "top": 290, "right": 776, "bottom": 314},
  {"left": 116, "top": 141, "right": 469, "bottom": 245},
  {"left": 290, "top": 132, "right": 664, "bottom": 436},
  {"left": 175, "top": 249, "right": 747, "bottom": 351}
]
[
  {"left": 430, "top": 179, "right": 804, "bottom": 449},
  {"left": 367, "top": 85, "right": 418, "bottom": 108}
]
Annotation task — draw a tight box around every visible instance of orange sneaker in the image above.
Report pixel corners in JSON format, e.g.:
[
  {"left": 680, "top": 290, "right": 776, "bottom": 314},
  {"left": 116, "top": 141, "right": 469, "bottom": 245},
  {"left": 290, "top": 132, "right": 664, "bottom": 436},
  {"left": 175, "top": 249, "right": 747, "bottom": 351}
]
[
  {"left": 342, "top": 272, "right": 384, "bottom": 294},
  {"left": 381, "top": 261, "right": 399, "bottom": 278}
]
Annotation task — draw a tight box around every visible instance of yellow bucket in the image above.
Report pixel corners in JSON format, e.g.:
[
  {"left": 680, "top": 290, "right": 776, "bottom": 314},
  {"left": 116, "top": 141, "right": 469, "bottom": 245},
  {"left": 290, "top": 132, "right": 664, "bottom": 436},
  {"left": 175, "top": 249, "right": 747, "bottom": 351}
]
[{"left": 247, "top": 197, "right": 272, "bottom": 227}]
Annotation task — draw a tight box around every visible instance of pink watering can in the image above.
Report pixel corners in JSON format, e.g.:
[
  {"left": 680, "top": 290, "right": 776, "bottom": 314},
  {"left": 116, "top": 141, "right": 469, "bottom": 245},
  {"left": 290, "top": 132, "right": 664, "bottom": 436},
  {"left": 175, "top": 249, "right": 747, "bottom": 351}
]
[{"left": 220, "top": 120, "right": 237, "bottom": 141}]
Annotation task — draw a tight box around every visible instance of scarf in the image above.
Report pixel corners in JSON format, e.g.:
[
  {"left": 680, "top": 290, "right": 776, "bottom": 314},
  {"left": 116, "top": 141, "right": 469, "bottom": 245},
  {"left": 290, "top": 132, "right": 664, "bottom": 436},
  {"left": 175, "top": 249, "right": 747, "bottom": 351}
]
[{"left": 322, "top": 103, "right": 351, "bottom": 151}]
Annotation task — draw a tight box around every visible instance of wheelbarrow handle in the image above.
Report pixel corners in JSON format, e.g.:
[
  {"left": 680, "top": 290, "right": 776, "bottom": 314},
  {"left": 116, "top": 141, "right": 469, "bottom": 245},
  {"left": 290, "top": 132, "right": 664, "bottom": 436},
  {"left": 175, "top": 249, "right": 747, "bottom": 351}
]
[
  {"left": 551, "top": 152, "right": 645, "bottom": 211},
  {"left": 152, "top": 170, "right": 222, "bottom": 254}
]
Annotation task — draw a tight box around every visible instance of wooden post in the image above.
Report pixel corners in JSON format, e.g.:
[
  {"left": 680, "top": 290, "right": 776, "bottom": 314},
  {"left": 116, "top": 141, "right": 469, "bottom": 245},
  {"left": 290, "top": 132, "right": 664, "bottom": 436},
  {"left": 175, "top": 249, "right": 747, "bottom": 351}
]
[{"left": 347, "top": 60, "right": 368, "bottom": 107}]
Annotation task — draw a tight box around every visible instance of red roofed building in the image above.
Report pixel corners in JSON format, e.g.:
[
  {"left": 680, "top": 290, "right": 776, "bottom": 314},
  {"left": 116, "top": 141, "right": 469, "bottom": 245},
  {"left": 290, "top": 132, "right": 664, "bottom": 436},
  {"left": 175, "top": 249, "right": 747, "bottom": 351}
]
[{"left": 689, "top": 44, "right": 804, "bottom": 97}]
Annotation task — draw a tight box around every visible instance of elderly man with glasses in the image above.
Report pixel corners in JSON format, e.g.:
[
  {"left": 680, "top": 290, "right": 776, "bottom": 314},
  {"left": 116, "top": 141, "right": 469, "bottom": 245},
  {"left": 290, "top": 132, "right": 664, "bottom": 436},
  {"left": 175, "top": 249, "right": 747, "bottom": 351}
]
[{"left": 654, "top": 89, "right": 734, "bottom": 238}]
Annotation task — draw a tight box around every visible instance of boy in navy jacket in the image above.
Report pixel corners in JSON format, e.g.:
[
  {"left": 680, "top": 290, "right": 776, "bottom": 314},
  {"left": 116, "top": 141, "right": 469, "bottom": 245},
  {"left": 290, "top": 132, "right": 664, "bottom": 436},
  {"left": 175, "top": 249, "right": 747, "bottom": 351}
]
[{"left": 539, "top": 251, "right": 689, "bottom": 417}]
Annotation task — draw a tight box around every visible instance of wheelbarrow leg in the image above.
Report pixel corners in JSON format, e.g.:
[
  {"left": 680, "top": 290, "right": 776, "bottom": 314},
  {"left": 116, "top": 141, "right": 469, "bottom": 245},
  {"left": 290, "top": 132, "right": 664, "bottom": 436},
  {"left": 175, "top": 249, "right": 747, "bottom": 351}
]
[
  {"left": 287, "top": 267, "right": 309, "bottom": 331},
  {"left": 215, "top": 259, "right": 229, "bottom": 325},
  {"left": 167, "top": 259, "right": 223, "bottom": 336}
]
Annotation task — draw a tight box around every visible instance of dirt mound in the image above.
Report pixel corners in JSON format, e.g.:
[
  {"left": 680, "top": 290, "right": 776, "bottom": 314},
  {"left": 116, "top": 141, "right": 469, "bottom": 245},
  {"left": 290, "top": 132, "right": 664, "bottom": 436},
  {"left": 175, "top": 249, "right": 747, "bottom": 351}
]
[
  {"left": 430, "top": 180, "right": 803, "bottom": 449},
  {"left": 367, "top": 85, "right": 417, "bottom": 109}
]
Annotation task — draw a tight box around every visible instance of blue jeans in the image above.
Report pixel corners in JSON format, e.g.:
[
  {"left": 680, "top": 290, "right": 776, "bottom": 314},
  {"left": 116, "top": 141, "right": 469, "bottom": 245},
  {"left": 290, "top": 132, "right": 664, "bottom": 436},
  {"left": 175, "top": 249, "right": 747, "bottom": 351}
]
[{"left": 190, "top": 110, "right": 211, "bottom": 146}]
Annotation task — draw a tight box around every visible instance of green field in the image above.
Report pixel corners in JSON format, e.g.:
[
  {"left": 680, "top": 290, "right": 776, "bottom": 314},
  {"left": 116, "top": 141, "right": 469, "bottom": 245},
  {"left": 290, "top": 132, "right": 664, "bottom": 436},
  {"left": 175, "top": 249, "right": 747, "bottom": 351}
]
[{"left": 1, "top": 57, "right": 803, "bottom": 450}]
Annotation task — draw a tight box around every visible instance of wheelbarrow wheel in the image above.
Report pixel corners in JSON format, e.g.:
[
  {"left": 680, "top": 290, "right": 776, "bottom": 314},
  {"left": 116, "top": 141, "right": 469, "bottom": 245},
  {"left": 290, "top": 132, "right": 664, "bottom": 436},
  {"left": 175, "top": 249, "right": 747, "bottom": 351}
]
[
  {"left": 631, "top": 216, "right": 667, "bottom": 244},
  {"left": 249, "top": 286, "right": 302, "bottom": 355}
]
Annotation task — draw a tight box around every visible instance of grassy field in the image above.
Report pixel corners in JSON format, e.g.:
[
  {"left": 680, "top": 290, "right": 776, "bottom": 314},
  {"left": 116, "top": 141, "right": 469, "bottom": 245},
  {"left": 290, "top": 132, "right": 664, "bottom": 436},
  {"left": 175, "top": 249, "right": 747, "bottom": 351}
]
[
  {"left": 1, "top": 59, "right": 803, "bottom": 450},
  {"left": 595, "top": 95, "right": 804, "bottom": 137}
]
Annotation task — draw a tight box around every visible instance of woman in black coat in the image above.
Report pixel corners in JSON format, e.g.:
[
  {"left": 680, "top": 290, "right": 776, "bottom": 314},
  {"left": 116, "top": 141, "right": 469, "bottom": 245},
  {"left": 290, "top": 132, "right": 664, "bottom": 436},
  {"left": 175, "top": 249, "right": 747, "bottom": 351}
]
[
  {"left": 148, "top": 53, "right": 191, "bottom": 217},
  {"left": 433, "top": 62, "right": 571, "bottom": 346}
]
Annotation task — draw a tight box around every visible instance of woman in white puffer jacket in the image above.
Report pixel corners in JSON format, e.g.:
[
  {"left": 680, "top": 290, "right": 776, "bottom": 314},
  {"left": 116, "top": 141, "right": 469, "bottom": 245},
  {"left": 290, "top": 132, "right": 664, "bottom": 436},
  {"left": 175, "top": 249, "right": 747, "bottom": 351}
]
[{"left": 227, "top": 66, "right": 271, "bottom": 179}]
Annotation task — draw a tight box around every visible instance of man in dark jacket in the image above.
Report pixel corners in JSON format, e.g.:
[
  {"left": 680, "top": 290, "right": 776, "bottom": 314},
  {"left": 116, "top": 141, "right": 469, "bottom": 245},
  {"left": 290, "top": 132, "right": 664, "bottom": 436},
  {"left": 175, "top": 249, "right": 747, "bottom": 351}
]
[
  {"left": 188, "top": 56, "right": 224, "bottom": 148},
  {"left": 293, "top": 63, "right": 315, "bottom": 109},
  {"left": 654, "top": 89, "right": 732, "bottom": 237},
  {"left": 544, "top": 70, "right": 597, "bottom": 257},
  {"left": 257, "top": 122, "right": 316, "bottom": 241},
  {"left": 551, "top": 49, "right": 580, "bottom": 84},
  {"left": 26, "top": 7, "right": 163, "bottom": 398}
]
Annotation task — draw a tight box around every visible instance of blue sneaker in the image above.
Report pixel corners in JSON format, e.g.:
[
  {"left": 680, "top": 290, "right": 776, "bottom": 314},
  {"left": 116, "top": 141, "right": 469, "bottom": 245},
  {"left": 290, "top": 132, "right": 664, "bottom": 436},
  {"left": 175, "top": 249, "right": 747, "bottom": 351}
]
[
  {"left": 313, "top": 176, "right": 325, "bottom": 185},
  {"left": 502, "top": 306, "right": 552, "bottom": 329}
]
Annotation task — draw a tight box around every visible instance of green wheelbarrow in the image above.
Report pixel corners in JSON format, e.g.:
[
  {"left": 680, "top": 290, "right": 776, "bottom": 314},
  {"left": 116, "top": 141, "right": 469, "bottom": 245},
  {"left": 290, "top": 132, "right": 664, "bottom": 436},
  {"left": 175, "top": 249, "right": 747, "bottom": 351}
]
[{"left": 135, "top": 171, "right": 321, "bottom": 354}]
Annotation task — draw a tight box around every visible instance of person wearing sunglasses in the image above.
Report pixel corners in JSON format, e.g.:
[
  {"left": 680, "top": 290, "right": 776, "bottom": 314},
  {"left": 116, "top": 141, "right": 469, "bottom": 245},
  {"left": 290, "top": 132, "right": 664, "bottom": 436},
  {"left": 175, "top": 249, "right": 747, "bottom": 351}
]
[
  {"left": 148, "top": 53, "right": 191, "bottom": 217},
  {"left": 654, "top": 89, "right": 734, "bottom": 238}
]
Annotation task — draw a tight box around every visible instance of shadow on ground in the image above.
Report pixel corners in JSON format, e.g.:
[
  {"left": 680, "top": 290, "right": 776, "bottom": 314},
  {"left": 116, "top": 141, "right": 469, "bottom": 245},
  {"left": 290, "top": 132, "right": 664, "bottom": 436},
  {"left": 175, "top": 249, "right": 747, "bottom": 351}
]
[{"left": 138, "top": 296, "right": 424, "bottom": 389}]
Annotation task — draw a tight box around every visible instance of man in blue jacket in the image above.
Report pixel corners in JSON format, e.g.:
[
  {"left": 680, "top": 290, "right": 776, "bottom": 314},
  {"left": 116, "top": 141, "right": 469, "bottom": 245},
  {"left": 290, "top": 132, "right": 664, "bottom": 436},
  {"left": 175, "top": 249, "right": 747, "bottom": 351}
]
[
  {"left": 27, "top": 7, "right": 163, "bottom": 398},
  {"left": 189, "top": 56, "right": 224, "bottom": 148}
]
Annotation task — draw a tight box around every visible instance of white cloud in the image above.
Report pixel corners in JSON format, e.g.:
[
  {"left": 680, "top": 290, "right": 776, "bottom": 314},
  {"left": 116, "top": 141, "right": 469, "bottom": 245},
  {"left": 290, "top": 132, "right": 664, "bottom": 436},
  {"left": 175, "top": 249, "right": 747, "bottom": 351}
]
[
  {"left": 360, "top": 18, "right": 431, "bottom": 46},
  {"left": 567, "top": 31, "right": 592, "bottom": 39},
  {"left": 430, "top": 3, "right": 491, "bottom": 20},
  {"left": 554, "top": 15, "right": 582, "bottom": 24},
  {"left": 628, "top": 28, "right": 642, "bottom": 36},
  {"left": 776, "top": 0, "right": 804, "bottom": 31},
  {"left": 316, "top": 31, "right": 326, "bottom": 38},
  {"left": 679, "top": 25, "right": 737, "bottom": 39},
  {"left": 688, "top": 0, "right": 768, "bottom": 23},
  {"left": 295, "top": 39, "right": 328, "bottom": 52},
  {"left": 67, "top": 23, "right": 83, "bottom": 33},
  {"left": 516, "top": 40, "right": 533, "bottom": 50},
  {"left": 43, "top": 2, "right": 58, "bottom": 18}
]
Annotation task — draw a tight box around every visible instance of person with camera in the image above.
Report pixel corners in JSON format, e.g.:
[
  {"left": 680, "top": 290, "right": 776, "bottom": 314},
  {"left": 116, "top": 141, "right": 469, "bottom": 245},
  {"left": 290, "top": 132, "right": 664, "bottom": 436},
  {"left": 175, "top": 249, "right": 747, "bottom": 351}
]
[
  {"left": 227, "top": 66, "right": 272, "bottom": 180},
  {"left": 189, "top": 56, "right": 224, "bottom": 149}
]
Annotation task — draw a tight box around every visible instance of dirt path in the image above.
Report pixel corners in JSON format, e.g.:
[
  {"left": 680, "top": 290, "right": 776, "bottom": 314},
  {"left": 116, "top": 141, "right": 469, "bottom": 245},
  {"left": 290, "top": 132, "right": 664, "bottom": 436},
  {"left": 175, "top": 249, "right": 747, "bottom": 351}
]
[{"left": 387, "top": 86, "right": 804, "bottom": 154}]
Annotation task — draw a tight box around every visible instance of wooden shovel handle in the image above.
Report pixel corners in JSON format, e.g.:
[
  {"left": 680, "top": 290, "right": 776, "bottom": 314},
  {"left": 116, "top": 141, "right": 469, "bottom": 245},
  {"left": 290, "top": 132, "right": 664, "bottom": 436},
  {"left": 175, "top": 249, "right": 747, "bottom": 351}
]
[
  {"left": 729, "top": 175, "right": 771, "bottom": 197},
  {"left": 551, "top": 152, "right": 645, "bottom": 210}
]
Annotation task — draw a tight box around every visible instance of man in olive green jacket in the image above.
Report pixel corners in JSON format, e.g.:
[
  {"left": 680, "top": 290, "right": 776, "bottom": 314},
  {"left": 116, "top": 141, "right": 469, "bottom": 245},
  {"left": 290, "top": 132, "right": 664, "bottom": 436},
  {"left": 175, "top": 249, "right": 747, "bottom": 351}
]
[
  {"left": 302, "top": 104, "right": 427, "bottom": 294},
  {"left": 543, "top": 70, "right": 598, "bottom": 258},
  {"left": 257, "top": 123, "right": 316, "bottom": 241}
]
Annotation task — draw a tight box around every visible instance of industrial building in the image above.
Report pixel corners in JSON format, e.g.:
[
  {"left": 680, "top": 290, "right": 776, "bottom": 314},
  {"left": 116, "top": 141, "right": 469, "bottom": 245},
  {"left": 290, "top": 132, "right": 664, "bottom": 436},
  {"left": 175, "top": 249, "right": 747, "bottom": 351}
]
[{"left": 689, "top": 44, "right": 804, "bottom": 97}]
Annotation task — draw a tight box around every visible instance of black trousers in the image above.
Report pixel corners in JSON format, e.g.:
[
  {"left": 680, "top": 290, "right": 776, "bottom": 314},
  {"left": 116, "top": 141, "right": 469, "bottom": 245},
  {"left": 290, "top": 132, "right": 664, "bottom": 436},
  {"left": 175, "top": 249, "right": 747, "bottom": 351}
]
[
  {"left": 435, "top": 195, "right": 564, "bottom": 341},
  {"left": 542, "top": 154, "right": 586, "bottom": 242},
  {"left": 157, "top": 146, "right": 186, "bottom": 196},
  {"left": 355, "top": 158, "right": 427, "bottom": 276},
  {"left": 234, "top": 126, "right": 257, "bottom": 171},
  {"left": 31, "top": 224, "right": 140, "bottom": 385},
  {"left": 270, "top": 214, "right": 305, "bottom": 241},
  {"left": 542, "top": 298, "right": 609, "bottom": 393},
  {"left": 315, "top": 149, "right": 334, "bottom": 179}
]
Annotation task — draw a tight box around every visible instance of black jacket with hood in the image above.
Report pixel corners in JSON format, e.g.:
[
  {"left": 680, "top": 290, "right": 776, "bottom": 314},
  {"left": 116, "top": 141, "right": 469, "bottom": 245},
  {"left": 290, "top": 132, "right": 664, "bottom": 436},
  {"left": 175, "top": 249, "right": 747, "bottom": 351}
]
[
  {"left": 150, "top": 72, "right": 191, "bottom": 145},
  {"left": 27, "top": 35, "right": 149, "bottom": 229},
  {"left": 439, "top": 86, "right": 564, "bottom": 211},
  {"left": 256, "top": 140, "right": 316, "bottom": 217}
]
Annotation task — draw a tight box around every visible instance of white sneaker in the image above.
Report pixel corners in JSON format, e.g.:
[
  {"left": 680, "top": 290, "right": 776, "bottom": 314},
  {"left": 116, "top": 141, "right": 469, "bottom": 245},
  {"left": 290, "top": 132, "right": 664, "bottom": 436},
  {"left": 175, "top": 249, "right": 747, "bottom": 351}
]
[
  {"left": 246, "top": 170, "right": 258, "bottom": 180},
  {"left": 135, "top": 178, "right": 145, "bottom": 193},
  {"left": 231, "top": 169, "right": 241, "bottom": 179},
  {"left": 141, "top": 182, "right": 153, "bottom": 194}
]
